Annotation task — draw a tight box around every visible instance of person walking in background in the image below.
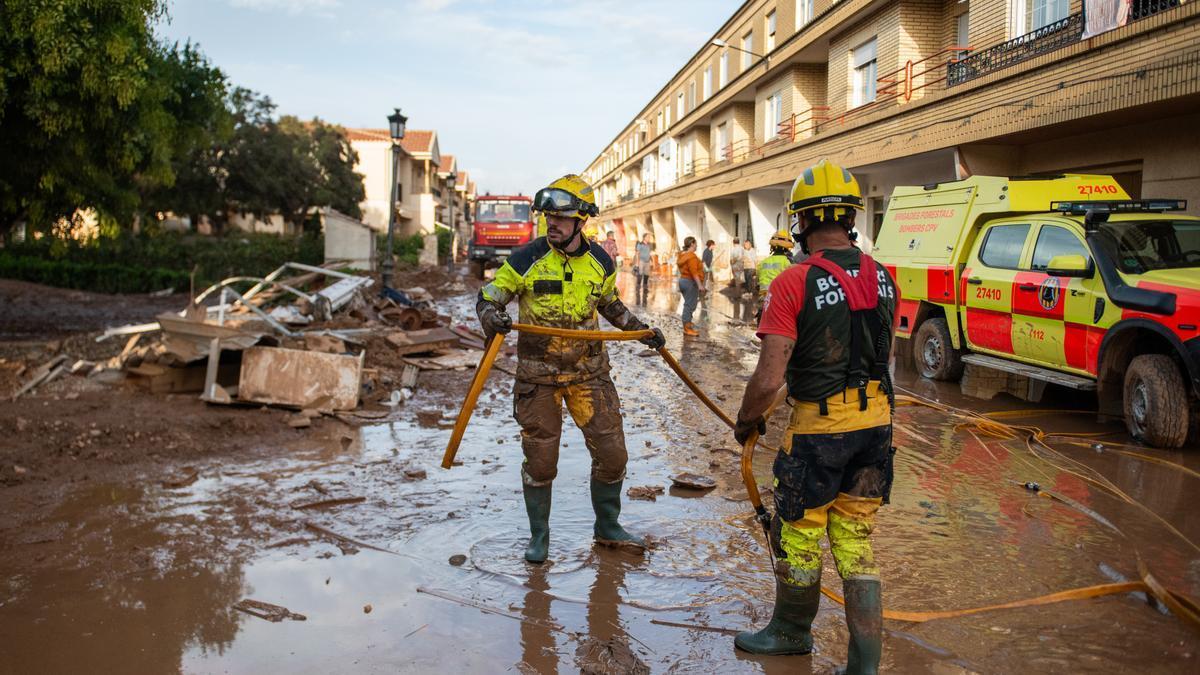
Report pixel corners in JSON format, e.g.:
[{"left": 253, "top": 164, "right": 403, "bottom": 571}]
[
  {"left": 634, "top": 233, "right": 653, "bottom": 305},
  {"left": 676, "top": 236, "right": 705, "bottom": 337},
  {"left": 601, "top": 231, "right": 621, "bottom": 272},
  {"left": 741, "top": 239, "right": 759, "bottom": 297},
  {"left": 729, "top": 237, "right": 744, "bottom": 291},
  {"left": 701, "top": 240, "right": 716, "bottom": 292}
]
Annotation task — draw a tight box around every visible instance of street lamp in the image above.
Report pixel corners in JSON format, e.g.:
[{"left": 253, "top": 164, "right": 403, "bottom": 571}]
[
  {"left": 382, "top": 108, "right": 408, "bottom": 290},
  {"left": 445, "top": 171, "right": 457, "bottom": 275}
]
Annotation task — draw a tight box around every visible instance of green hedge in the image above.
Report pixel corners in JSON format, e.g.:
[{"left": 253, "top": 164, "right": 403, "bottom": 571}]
[
  {"left": 2, "top": 231, "right": 324, "bottom": 291},
  {"left": 0, "top": 254, "right": 191, "bottom": 294}
]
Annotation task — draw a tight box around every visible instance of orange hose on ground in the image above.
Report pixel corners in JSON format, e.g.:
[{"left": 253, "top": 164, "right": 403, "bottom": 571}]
[
  {"left": 440, "top": 333, "right": 505, "bottom": 469},
  {"left": 820, "top": 581, "right": 1146, "bottom": 622}
]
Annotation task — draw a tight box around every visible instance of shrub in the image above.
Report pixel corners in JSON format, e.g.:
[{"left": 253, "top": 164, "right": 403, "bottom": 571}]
[{"left": 2, "top": 231, "right": 324, "bottom": 291}]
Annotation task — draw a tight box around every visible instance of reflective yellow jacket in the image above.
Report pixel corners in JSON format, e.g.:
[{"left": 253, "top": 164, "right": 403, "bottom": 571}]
[
  {"left": 758, "top": 253, "right": 793, "bottom": 296},
  {"left": 479, "top": 236, "right": 644, "bottom": 384}
]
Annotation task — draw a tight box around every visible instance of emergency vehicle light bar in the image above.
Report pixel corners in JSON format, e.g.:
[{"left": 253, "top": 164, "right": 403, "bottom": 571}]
[{"left": 1051, "top": 199, "right": 1187, "bottom": 215}]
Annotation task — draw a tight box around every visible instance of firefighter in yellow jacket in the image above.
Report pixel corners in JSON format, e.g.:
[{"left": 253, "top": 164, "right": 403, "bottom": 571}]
[
  {"left": 476, "top": 174, "right": 666, "bottom": 564},
  {"left": 734, "top": 160, "right": 897, "bottom": 674},
  {"left": 755, "top": 229, "right": 794, "bottom": 323}
]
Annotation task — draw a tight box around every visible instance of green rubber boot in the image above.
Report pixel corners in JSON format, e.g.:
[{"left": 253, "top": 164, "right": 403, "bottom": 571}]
[
  {"left": 835, "top": 577, "right": 882, "bottom": 675},
  {"left": 734, "top": 579, "right": 821, "bottom": 655},
  {"left": 589, "top": 479, "right": 645, "bottom": 549},
  {"left": 522, "top": 483, "right": 552, "bottom": 563}
]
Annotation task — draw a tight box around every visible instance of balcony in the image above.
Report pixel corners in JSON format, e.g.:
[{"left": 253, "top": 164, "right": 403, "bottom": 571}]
[{"left": 948, "top": 14, "right": 1084, "bottom": 86}]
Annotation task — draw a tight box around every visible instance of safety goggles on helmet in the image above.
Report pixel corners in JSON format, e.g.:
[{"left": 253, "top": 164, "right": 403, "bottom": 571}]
[
  {"left": 787, "top": 193, "right": 864, "bottom": 214},
  {"left": 533, "top": 187, "right": 599, "bottom": 219}
]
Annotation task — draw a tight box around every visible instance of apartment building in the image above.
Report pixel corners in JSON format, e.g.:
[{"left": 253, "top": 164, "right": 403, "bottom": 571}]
[
  {"left": 584, "top": 0, "right": 1198, "bottom": 276},
  {"left": 348, "top": 128, "right": 461, "bottom": 238}
]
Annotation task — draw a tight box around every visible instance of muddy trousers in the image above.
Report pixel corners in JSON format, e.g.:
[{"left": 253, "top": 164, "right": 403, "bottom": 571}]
[
  {"left": 771, "top": 387, "right": 893, "bottom": 673},
  {"left": 513, "top": 374, "right": 628, "bottom": 487}
]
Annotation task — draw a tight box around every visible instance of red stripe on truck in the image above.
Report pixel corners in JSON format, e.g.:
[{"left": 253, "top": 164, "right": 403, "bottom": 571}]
[{"left": 965, "top": 307, "right": 1014, "bottom": 354}]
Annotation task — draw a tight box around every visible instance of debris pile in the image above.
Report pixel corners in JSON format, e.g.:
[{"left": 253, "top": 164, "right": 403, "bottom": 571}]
[{"left": 7, "top": 261, "right": 497, "bottom": 426}]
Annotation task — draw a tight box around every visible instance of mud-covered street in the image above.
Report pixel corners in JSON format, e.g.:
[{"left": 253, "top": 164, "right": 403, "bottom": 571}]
[{"left": 1, "top": 273, "right": 1198, "bottom": 674}]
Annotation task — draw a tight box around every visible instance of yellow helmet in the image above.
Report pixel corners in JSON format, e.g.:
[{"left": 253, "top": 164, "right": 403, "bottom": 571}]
[
  {"left": 535, "top": 212, "right": 548, "bottom": 237},
  {"left": 533, "top": 174, "right": 599, "bottom": 221},
  {"left": 787, "top": 159, "right": 864, "bottom": 224},
  {"left": 769, "top": 229, "right": 795, "bottom": 250}
]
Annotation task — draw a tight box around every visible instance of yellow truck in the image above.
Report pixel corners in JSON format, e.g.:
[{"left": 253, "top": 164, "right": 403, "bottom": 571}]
[{"left": 873, "top": 174, "right": 1199, "bottom": 448}]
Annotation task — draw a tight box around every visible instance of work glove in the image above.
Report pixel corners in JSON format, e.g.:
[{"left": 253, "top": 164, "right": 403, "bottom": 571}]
[
  {"left": 734, "top": 414, "right": 766, "bottom": 446},
  {"left": 477, "top": 303, "right": 512, "bottom": 339},
  {"left": 639, "top": 327, "right": 665, "bottom": 350}
]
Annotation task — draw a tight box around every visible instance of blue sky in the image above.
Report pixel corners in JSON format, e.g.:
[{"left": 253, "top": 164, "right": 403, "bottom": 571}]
[{"left": 156, "top": 0, "right": 734, "bottom": 194}]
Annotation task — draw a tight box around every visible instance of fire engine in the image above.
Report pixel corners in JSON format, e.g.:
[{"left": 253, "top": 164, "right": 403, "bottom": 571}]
[
  {"left": 467, "top": 194, "right": 535, "bottom": 279},
  {"left": 873, "top": 174, "right": 1199, "bottom": 448}
]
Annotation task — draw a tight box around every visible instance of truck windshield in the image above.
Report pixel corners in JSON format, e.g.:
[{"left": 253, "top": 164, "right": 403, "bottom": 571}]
[
  {"left": 476, "top": 201, "right": 531, "bottom": 223},
  {"left": 1094, "top": 220, "right": 1200, "bottom": 273}
]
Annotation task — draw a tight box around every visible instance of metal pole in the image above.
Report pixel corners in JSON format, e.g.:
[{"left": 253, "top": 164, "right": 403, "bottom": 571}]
[
  {"left": 382, "top": 141, "right": 400, "bottom": 290},
  {"left": 447, "top": 178, "right": 456, "bottom": 276}
]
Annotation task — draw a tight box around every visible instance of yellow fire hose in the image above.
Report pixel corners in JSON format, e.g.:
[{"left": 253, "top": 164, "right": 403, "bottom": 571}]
[{"left": 437, "top": 324, "right": 1200, "bottom": 632}]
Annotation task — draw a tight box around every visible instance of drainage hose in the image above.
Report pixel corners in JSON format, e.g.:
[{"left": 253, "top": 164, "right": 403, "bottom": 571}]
[
  {"left": 437, "top": 325, "right": 1200, "bottom": 632},
  {"left": 441, "top": 323, "right": 777, "bottom": 470}
]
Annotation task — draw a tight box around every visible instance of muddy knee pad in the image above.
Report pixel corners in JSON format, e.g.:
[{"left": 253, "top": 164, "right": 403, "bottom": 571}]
[
  {"left": 776, "top": 505, "right": 829, "bottom": 587},
  {"left": 828, "top": 492, "right": 882, "bottom": 579},
  {"left": 568, "top": 377, "right": 628, "bottom": 484},
  {"left": 514, "top": 382, "right": 563, "bottom": 486}
]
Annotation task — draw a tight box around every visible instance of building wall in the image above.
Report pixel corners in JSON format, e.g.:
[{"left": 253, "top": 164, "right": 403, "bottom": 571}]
[{"left": 353, "top": 140, "right": 392, "bottom": 230}]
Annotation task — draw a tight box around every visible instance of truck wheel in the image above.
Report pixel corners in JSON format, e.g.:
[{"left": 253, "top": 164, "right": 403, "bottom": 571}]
[
  {"left": 469, "top": 260, "right": 485, "bottom": 280},
  {"left": 1123, "top": 354, "right": 1188, "bottom": 448},
  {"left": 913, "top": 318, "right": 963, "bottom": 381}
]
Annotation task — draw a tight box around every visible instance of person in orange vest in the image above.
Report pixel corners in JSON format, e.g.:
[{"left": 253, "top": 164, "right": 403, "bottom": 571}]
[
  {"left": 734, "top": 160, "right": 897, "bottom": 675},
  {"left": 675, "top": 236, "right": 705, "bottom": 336}
]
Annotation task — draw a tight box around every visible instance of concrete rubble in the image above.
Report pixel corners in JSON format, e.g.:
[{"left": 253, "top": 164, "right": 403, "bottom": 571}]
[{"left": 6, "top": 261, "right": 495, "bottom": 420}]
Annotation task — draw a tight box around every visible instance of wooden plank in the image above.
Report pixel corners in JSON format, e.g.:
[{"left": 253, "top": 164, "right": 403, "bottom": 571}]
[
  {"left": 961, "top": 354, "right": 1096, "bottom": 390},
  {"left": 385, "top": 327, "right": 458, "bottom": 356}
]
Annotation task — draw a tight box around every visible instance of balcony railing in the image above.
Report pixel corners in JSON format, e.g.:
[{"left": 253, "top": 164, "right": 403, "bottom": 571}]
[
  {"left": 1131, "top": 0, "right": 1181, "bottom": 20},
  {"left": 948, "top": 14, "right": 1083, "bottom": 86}
]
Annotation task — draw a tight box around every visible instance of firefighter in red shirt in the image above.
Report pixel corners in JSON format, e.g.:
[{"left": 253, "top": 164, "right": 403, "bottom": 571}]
[{"left": 733, "top": 160, "right": 897, "bottom": 675}]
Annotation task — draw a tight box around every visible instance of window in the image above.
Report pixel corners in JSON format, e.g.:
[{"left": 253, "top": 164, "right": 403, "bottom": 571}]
[
  {"left": 1026, "top": 0, "right": 1068, "bottom": 32},
  {"left": 719, "top": 51, "right": 729, "bottom": 88},
  {"left": 703, "top": 66, "right": 712, "bottom": 99},
  {"left": 716, "top": 122, "right": 729, "bottom": 160},
  {"left": 742, "top": 32, "right": 753, "bottom": 70},
  {"left": 955, "top": 12, "right": 970, "bottom": 57},
  {"left": 656, "top": 111, "right": 663, "bottom": 134},
  {"left": 764, "top": 90, "right": 783, "bottom": 139},
  {"left": 980, "top": 224, "right": 1030, "bottom": 268},
  {"left": 851, "top": 38, "right": 878, "bottom": 107},
  {"left": 797, "top": 0, "right": 814, "bottom": 28},
  {"left": 664, "top": 104, "right": 671, "bottom": 129},
  {"left": 677, "top": 91, "right": 685, "bottom": 120},
  {"left": 688, "top": 81, "right": 696, "bottom": 110},
  {"left": 682, "top": 139, "right": 694, "bottom": 174},
  {"left": 766, "top": 10, "right": 777, "bottom": 51},
  {"left": 1031, "top": 225, "right": 1089, "bottom": 270},
  {"left": 1012, "top": 0, "right": 1068, "bottom": 35}
]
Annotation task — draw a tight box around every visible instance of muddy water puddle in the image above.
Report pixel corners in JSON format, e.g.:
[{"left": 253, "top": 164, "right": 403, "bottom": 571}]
[{"left": 2, "top": 278, "right": 1198, "bottom": 673}]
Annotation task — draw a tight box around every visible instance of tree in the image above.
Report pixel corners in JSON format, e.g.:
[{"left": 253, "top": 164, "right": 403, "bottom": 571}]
[
  {"left": 221, "top": 103, "right": 365, "bottom": 232},
  {"left": 0, "top": 0, "right": 171, "bottom": 237},
  {"left": 140, "top": 42, "right": 232, "bottom": 231}
]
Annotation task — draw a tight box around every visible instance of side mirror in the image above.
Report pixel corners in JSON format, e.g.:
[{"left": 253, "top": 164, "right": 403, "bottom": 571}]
[{"left": 1046, "top": 254, "right": 1092, "bottom": 278}]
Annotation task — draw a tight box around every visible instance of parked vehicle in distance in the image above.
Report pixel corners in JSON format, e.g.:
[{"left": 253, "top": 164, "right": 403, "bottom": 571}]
[
  {"left": 468, "top": 194, "right": 535, "bottom": 279},
  {"left": 873, "top": 173, "right": 1199, "bottom": 448}
]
